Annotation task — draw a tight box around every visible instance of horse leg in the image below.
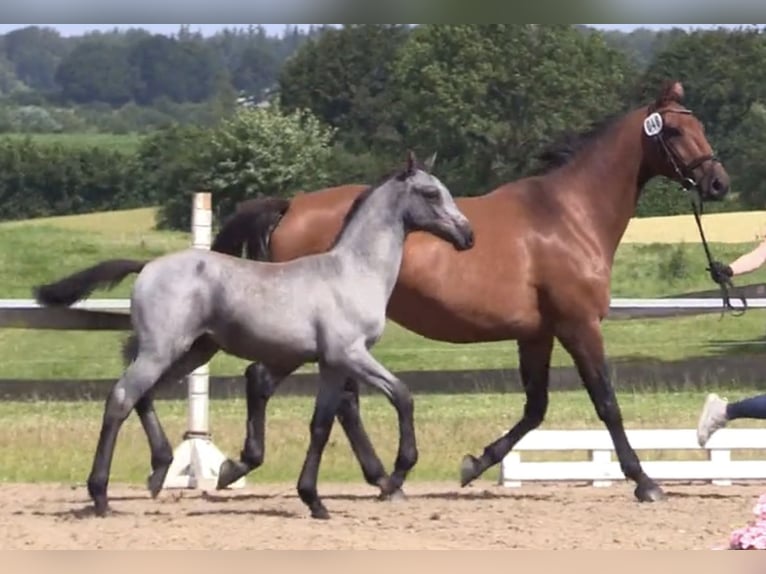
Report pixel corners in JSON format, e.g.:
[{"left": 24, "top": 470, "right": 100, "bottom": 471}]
[
  {"left": 296, "top": 363, "right": 347, "bottom": 519},
  {"left": 217, "top": 362, "right": 297, "bottom": 490},
  {"left": 556, "top": 319, "right": 664, "bottom": 502},
  {"left": 217, "top": 364, "right": 394, "bottom": 497},
  {"left": 338, "top": 345, "right": 417, "bottom": 497},
  {"left": 133, "top": 391, "right": 173, "bottom": 498},
  {"left": 139, "top": 335, "right": 220, "bottom": 498},
  {"left": 87, "top": 353, "right": 172, "bottom": 516},
  {"left": 460, "top": 334, "right": 553, "bottom": 486}
]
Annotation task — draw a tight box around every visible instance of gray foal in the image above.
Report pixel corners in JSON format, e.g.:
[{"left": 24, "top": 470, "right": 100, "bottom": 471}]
[{"left": 34, "top": 152, "right": 475, "bottom": 519}]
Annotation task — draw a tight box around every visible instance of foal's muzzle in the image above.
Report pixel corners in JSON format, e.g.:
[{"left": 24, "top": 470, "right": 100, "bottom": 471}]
[{"left": 452, "top": 221, "right": 475, "bottom": 251}]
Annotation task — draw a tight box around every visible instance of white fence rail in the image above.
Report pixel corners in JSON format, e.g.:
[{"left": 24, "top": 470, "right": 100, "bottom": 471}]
[
  {"left": 0, "top": 296, "right": 763, "bottom": 315},
  {"left": 500, "top": 428, "right": 766, "bottom": 488}
]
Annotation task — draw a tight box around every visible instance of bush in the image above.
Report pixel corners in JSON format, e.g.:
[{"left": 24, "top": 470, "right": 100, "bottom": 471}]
[
  {"left": 0, "top": 136, "right": 147, "bottom": 221},
  {"left": 151, "top": 105, "right": 336, "bottom": 230}
]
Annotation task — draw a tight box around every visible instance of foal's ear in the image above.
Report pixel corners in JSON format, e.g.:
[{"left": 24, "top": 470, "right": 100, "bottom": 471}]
[
  {"left": 405, "top": 150, "right": 417, "bottom": 175},
  {"left": 423, "top": 151, "right": 438, "bottom": 173},
  {"left": 655, "top": 79, "right": 685, "bottom": 107}
]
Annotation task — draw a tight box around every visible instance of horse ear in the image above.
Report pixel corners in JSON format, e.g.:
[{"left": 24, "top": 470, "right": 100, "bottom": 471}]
[
  {"left": 656, "top": 80, "right": 684, "bottom": 107},
  {"left": 424, "top": 151, "right": 438, "bottom": 173},
  {"left": 405, "top": 150, "right": 416, "bottom": 175}
]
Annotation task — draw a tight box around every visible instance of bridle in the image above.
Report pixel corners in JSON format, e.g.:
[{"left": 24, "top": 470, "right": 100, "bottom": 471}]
[{"left": 644, "top": 105, "right": 747, "bottom": 317}]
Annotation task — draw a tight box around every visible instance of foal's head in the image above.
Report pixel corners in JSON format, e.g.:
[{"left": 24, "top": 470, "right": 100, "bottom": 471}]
[
  {"left": 394, "top": 151, "right": 474, "bottom": 251},
  {"left": 642, "top": 80, "right": 730, "bottom": 201}
]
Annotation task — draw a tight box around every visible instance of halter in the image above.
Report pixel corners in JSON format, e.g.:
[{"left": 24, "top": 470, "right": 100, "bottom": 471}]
[{"left": 643, "top": 105, "right": 747, "bottom": 317}]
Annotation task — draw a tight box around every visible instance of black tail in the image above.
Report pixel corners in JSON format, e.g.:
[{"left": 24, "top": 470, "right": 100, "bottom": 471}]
[
  {"left": 212, "top": 196, "right": 291, "bottom": 261},
  {"left": 34, "top": 259, "right": 147, "bottom": 307}
]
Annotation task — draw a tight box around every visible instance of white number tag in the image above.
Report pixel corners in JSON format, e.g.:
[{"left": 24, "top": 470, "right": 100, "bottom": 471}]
[{"left": 643, "top": 112, "right": 663, "bottom": 137}]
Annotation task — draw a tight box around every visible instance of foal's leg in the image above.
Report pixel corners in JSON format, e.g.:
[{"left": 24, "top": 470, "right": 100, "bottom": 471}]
[
  {"left": 120, "top": 335, "right": 175, "bottom": 500},
  {"left": 336, "top": 377, "right": 396, "bottom": 498},
  {"left": 217, "top": 364, "right": 394, "bottom": 496},
  {"left": 296, "top": 363, "right": 347, "bottom": 519},
  {"left": 134, "top": 391, "right": 174, "bottom": 498},
  {"left": 338, "top": 345, "right": 417, "bottom": 497},
  {"left": 87, "top": 353, "right": 172, "bottom": 516},
  {"left": 139, "top": 335, "right": 220, "bottom": 498},
  {"left": 556, "top": 319, "right": 664, "bottom": 502},
  {"left": 461, "top": 334, "right": 554, "bottom": 486}
]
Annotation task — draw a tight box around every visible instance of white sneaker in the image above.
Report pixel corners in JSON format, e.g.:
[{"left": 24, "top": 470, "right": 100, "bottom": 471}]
[{"left": 696, "top": 393, "right": 729, "bottom": 447}]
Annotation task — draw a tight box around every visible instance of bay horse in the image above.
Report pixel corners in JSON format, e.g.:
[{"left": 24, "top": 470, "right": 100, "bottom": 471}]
[
  {"left": 212, "top": 80, "right": 730, "bottom": 504},
  {"left": 33, "top": 153, "right": 475, "bottom": 519}
]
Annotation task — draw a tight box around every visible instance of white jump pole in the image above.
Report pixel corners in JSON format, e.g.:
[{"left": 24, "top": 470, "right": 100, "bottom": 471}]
[{"left": 163, "top": 192, "right": 245, "bottom": 491}]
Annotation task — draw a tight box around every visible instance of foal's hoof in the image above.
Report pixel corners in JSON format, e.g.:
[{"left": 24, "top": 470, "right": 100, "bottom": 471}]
[
  {"left": 217, "top": 459, "right": 249, "bottom": 490},
  {"left": 460, "top": 454, "right": 480, "bottom": 487},
  {"left": 635, "top": 482, "right": 665, "bottom": 503},
  {"left": 147, "top": 466, "right": 170, "bottom": 499},
  {"left": 378, "top": 488, "right": 407, "bottom": 503}
]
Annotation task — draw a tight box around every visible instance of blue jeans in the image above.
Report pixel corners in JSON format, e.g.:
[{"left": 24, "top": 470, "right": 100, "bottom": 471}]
[{"left": 727, "top": 393, "right": 766, "bottom": 420}]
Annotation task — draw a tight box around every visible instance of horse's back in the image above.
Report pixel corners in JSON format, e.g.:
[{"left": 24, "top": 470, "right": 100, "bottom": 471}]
[{"left": 271, "top": 184, "right": 369, "bottom": 260}]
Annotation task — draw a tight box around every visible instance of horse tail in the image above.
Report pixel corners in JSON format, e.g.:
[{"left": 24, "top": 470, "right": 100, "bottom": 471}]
[
  {"left": 34, "top": 259, "right": 147, "bottom": 307},
  {"left": 121, "top": 332, "right": 140, "bottom": 366},
  {"left": 211, "top": 196, "right": 291, "bottom": 261}
]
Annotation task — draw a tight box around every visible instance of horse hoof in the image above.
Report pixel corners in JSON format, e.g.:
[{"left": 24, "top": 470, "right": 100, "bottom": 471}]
[
  {"left": 379, "top": 488, "right": 407, "bottom": 503},
  {"left": 635, "top": 482, "right": 665, "bottom": 503},
  {"left": 311, "top": 505, "right": 330, "bottom": 520},
  {"left": 460, "top": 454, "right": 480, "bottom": 487},
  {"left": 93, "top": 497, "right": 110, "bottom": 517},
  {"left": 147, "top": 466, "right": 170, "bottom": 498},
  {"left": 217, "top": 459, "right": 248, "bottom": 490}
]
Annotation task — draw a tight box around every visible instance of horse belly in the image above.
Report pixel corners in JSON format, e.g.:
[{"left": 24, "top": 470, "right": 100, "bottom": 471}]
[
  {"left": 386, "top": 284, "right": 541, "bottom": 343},
  {"left": 211, "top": 314, "right": 319, "bottom": 366}
]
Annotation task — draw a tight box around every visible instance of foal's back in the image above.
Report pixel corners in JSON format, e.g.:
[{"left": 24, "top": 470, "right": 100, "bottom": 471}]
[{"left": 133, "top": 246, "right": 378, "bottom": 363}]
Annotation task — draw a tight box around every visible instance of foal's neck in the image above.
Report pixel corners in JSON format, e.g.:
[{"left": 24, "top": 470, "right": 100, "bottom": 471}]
[{"left": 332, "top": 185, "right": 407, "bottom": 298}]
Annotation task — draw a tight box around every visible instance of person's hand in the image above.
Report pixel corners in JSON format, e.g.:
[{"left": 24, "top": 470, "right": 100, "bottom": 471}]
[{"left": 707, "top": 260, "right": 733, "bottom": 284}]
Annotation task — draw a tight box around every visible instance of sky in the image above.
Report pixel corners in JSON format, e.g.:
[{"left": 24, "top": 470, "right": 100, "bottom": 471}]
[{"left": 0, "top": 23, "right": 758, "bottom": 38}]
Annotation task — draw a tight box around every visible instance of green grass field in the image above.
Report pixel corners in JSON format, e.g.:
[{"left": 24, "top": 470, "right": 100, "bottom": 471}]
[
  {"left": 0, "top": 208, "right": 765, "bottom": 379},
  {"left": 2, "top": 390, "right": 766, "bottom": 485},
  {"left": 2, "top": 208, "right": 766, "bottom": 487}
]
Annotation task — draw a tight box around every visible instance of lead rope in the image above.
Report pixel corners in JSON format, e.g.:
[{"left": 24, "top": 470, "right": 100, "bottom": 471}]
[{"left": 688, "top": 189, "right": 747, "bottom": 318}]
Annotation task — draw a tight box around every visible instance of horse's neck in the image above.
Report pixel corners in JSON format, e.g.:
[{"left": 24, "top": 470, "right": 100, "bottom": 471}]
[
  {"left": 560, "top": 109, "right": 651, "bottom": 258},
  {"left": 332, "top": 189, "right": 406, "bottom": 298}
]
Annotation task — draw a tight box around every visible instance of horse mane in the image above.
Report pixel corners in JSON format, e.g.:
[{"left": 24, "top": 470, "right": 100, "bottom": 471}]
[
  {"left": 328, "top": 159, "right": 429, "bottom": 249},
  {"left": 530, "top": 112, "right": 624, "bottom": 175}
]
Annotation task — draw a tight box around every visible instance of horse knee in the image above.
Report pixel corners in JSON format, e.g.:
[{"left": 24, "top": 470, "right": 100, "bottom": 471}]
[
  {"left": 396, "top": 444, "right": 419, "bottom": 472},
  {"left": 523, "top": 395, "right": 548, "bottom": 427},
  {"left": 594, "top": 398, "right": 622, "bottom": 426},
  {"left": 105, "top": 385, "right": 137, "bottom": 421},
  {"left": 392, "top": 387, "right": 414, "bottom": 416}
]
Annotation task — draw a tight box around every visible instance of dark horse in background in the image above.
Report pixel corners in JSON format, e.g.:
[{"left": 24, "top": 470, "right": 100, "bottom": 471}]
[{"left": 206, "top": 79, "right": 731, "bottom": 502}]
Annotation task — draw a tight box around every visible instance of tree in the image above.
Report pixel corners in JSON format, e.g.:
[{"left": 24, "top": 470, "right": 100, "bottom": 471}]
[
  {"left": 56, "top": 38, "right": 136, "bottom": 106},
  {"left": 278, "top": 24, "right": 411, "bottom": 151},
  {"left": 388, "top": 24, "right": 635, "bottom": 193},
  {"left": 2, "top": 26, "right": 69, "bottom": 92},
  {"left": 151, "top": 105, "right": 335, "bottom": 230}
]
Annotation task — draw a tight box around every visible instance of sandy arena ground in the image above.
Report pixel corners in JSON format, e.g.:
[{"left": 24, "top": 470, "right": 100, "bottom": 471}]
[{"left": 1, "top": 480, "right": 763, "bottom": 550}]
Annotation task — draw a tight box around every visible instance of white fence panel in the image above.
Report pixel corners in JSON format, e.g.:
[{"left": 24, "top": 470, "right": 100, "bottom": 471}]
[{"left": 500, "top": 428, "right": 766, "bottom": 488}]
